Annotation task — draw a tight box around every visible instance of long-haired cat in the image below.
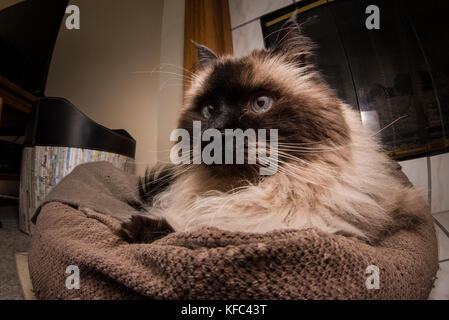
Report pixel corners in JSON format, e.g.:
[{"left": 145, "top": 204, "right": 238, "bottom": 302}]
[{"left": 118, "top": 17, "right": 427, "bottom": 245}]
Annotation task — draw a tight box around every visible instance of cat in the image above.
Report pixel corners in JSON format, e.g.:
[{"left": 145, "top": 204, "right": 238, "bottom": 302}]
[{"left": 118, "top": 16, "right": 427, "bottom": 245}]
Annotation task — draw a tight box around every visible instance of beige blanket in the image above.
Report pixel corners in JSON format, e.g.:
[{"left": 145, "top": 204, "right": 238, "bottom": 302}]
[{"left": 29, "top": 162, "right": 438, "bottom": 299}]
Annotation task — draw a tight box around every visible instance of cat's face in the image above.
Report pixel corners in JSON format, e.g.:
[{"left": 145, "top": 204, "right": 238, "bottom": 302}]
[{"left": 177, "top": 18, "right": 350, "bottom": 181}]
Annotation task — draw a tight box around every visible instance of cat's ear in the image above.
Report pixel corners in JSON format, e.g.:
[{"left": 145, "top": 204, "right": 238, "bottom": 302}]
[
  {"left": 272, "top": 15, "right": 315, "bottom": 64},
  {"left": 192, "top": 41, "right": 218, "bottom": 69}
]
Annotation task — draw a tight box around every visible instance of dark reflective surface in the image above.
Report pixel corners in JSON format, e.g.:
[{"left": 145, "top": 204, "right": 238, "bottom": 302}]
[{"left": 261, "top": 0, "right": 449, "bottom": 159}]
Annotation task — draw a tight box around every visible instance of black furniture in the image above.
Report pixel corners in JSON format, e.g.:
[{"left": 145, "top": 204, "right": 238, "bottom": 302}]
[
  {"left": 24, "top": 97, "right": 136, "bottom": 159},
  {"left": 19, "top": 97, "right": 136, "bottom": 234}
]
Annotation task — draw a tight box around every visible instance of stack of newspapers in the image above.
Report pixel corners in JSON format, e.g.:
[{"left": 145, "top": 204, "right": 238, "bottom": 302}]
[{"left": 19, "top": 146, "right": 134, "bottom": 234}]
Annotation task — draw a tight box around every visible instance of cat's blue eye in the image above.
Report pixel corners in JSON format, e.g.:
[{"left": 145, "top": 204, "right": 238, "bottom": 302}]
[
  {"left": 202, "top": 105, "right": 215, "bottom": 119},
  {"left": 251, "top": 95, "right": 274, "bottom": 113}
]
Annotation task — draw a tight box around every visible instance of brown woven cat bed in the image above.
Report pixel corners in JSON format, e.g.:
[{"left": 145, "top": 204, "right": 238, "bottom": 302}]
[{"left": 29, "top": 162, "right": 438, "bottom": 299}]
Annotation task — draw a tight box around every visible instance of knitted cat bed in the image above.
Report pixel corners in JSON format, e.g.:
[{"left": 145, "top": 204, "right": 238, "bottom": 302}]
[{"left": 29, "top": 162, "right": 438, "bottom": 299}]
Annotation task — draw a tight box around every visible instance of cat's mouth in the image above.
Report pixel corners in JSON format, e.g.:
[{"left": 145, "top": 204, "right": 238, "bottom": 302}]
[
  {"left": 171, "top": 121, "right": 279, "bottom": 176},
  {"left": 202, "top": 161, "right": 262, "bottom": 185},
  {"left": 196, "top": 141, "right": 277, "bottom": 182}
]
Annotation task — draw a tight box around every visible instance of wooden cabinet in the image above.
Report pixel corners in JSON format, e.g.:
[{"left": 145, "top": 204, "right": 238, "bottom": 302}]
[
  {"left": 0, "top": 76, "right": 37, "bottom": 136},
  {"left": 0, "top": 76, "right": 37, "bottom": 181}
]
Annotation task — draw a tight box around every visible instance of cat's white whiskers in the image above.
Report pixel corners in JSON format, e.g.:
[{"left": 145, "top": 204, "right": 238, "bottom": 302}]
[
  {"left": 152, "top": 62, "right": 200, "bottom": 77},
  {"left": 132, "top": 70, "right": 196, "bottom": 83},
  {"left": 370, "top": 115, "right": 408, "bottom": 137},
  {"left": 276, "top": 151, "right": 337, "bottom": 175},
  {"left": 158, "top": 63, "right": 200, "bottom": 79},
  {"left": 115, "top": 164, "right": 194, "bottom": 197},
  {"left": 159, "top": 78, "right": 185, "bottom": 91},
  {"left": 257, "top": 157, "right": 332, "bottom": 190},
  {"left": 276, "top": 115, "right": 408, "bottom": 154}
]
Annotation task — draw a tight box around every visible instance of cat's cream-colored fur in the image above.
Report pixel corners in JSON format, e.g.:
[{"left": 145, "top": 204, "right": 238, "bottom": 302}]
[
  {"left": 152, "top": 103, "right": 426, "bottom": 242},
  {"left": 149, "top": 42, "right": 427, "bottom": 243}
]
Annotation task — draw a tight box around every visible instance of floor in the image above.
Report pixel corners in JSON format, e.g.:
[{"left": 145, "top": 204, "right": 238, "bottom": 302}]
[
  {"left": 0, "top": 203, "right": 30, "bottom": 300},
  {"left": 0, "top": 204, "right": 448, "bottom": 299},
  {"left": 431, "top": 210, "right": 449, "bottom": 299}
]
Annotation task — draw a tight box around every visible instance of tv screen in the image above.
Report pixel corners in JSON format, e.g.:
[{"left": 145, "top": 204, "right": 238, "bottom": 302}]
[
  {"left": 0, "top": 0, "right": 68, "bottom": 96},
  {"left": 261, "top": 0, "right": 449, "bottom": 160}
]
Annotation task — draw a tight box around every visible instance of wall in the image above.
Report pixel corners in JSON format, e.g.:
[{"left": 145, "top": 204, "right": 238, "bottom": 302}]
[
  {"left": 399, "top": 155, "right": 449, "bottom": 214},
  {"left": 1, "top": 0, "right": 185, "bottom": 192},
  {"left": 0, "top": 0, "right": 23, "bottom": 11},
  {"left": 46, "top": 0, "right": 165, "bottom": 175},
  {"left": 229, "top": 0, "right": 296, "bottom": 57},
  {"left": 157, "top": 0, "right": 185, "bottom": 163}
]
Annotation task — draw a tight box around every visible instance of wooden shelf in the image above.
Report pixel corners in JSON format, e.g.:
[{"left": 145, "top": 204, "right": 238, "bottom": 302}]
[
  {"left": 0, "top": 173, "right": 20, "bottom": 181},
  {"left": 0, "top": 76, "right": 36, "bottom": 103},
  {"left": 0, "top": 76, "right": 37, "bottom": 133},
  {"left": 0, "top": 76, "right": 36, "bottom": 181}
]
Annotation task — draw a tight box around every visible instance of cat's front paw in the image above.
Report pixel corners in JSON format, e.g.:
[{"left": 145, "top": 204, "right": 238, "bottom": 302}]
[{"left": 117, "top": 215, "right": 174, "bottom": 244}]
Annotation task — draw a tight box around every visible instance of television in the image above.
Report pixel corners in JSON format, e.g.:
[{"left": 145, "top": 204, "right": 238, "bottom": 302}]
[
  {"left": 261, "top": 0, "right": 449, "bottom": 160},
  {"left": 0, "top": 0, "right": 68, "bottom": 96}
]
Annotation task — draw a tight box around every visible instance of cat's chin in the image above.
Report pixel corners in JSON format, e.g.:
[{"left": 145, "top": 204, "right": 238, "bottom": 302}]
[{"left": 200, "top": 163, "right": 261, "bottom": 189}]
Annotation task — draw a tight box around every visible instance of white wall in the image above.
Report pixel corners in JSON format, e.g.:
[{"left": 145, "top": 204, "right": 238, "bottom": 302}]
[
  {"left": 158, "top": 0, "right": 185, "bottom": 163},
  {"left": 400, "top": 154, "right": 449, "bottom": 214},
  {"left": 229, "top": 0, "right": 295, "bottom": 57},
  {"left": 45, "top": 0, "right": 185, "bottom": 175}
]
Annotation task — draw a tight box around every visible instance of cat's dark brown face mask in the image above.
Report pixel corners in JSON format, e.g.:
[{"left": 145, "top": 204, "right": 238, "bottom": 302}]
[{"left": 177, "top": 17, "right": 350, "bottom": 180}]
